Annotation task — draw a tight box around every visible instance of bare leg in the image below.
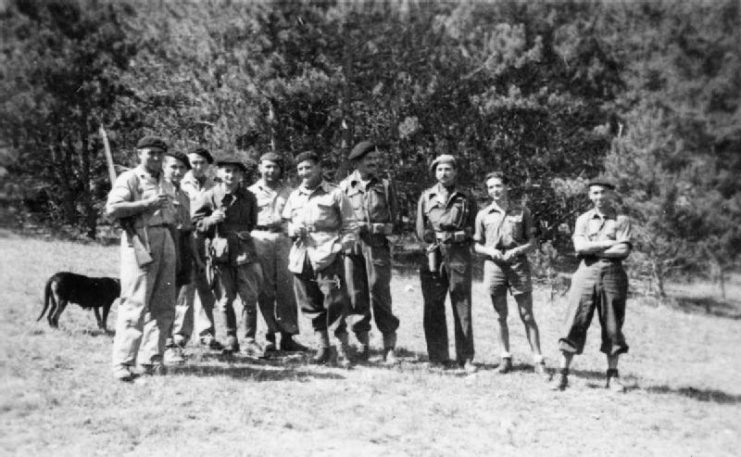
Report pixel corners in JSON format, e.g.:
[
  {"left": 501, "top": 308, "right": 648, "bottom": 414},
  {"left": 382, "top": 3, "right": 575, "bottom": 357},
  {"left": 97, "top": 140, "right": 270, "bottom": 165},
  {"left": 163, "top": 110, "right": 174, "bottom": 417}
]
[{"left": 514, "top": 292, "right": 542, "bottom": 360}]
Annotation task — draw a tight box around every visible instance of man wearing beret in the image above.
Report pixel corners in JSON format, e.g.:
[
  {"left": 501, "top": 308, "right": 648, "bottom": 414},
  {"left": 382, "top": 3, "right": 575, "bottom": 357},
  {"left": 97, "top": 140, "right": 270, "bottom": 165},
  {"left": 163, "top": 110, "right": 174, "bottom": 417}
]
[
  {"left": 192, "top": 153, "right": 264, "bottom": 356},
  {"left": 416, "top": 154, "right": 478, "bottom": 373},
  {"left": 339, "top": 141, "right": 401, "bottom": 364},
  {"left": 248, "top": 152, "right": 307, "bottom": 353},
  {"left": 552, "top": 178, "right": 633, "bottom": 392},
  {"left": 282, "top": 151, "right": 358, "bottom": 367},
  {"left": 160, "top": 150, "right": 199, "bottom": 363},
  {"left": 180, "top": 147, "right": 221, "bottom": 350},
  {"left": 107, "top": 136, "right": 178, "bottom": 381}
]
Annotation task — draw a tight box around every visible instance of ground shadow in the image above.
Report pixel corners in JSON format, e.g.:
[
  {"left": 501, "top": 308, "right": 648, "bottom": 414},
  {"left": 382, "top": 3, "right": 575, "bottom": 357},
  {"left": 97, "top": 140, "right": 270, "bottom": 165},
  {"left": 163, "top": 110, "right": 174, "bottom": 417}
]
[
  {"left": 643, "top": 385, "right": 741, "bottom": 405},
  {"left": 170, "top": 362, "right": 345, "bottom": 381},
  {"left": 671, "top": 296, "right": 741, "bottom": 320}
]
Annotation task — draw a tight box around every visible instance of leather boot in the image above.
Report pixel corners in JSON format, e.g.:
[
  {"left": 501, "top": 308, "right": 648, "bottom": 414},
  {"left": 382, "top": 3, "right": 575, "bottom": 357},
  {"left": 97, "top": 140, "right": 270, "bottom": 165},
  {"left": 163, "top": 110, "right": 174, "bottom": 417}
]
[
  {"left": 311, "top": 330, "right": 331, "bottom": 365},
  {"left": 335, "top": 332, "right": 353, "bottom": 369},
  {"left": 356, "top": 331, "right": 370, "bottom": 362},
  {"left": 382, "top": 332, "right": 398, "bottom": 365}
]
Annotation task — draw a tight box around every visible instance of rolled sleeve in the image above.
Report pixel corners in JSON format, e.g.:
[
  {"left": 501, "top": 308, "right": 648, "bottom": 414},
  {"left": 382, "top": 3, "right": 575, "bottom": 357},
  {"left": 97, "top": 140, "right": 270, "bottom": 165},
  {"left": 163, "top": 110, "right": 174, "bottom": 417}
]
[
  {"left": 572, "top": 214, "right": 589, "bottom": 245},
  {"left": 473, "top": 210, "right": 485, "bottom": 243},
  {"left": 615, "top": 215, "right": 633, "bottom": 247},
  {"left": 337, "top": 189, "right": 358, "bottom": 243},
  {"left": 105, "top": 172, "right": 134, "bottom": 216}
]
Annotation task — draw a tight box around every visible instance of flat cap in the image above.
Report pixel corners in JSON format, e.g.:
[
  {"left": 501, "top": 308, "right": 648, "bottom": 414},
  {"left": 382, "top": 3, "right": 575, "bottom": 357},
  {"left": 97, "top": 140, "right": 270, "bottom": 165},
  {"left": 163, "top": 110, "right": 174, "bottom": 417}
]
[
  {"left": 259, "top": 152, "right": 284, "bottom": 167},
  {"left": 429, "top": 154, "right": 457, "bottom": 172},
  {"left": 164, "top": 150, "right": 191, "bottom": 169},
  {"left": 188, "top": 147, "right": 214, "bottom": 164},
  {"left": 215, "top": 153, "right": 248, "bottom": 172},
  {"left": 587, "top": 177, "right": 616, "bottom": 190},
  {"left": 348, "top": 141, "right": 378, "bottom": 161},
  {"left": 136, "top": 136, "right": 168, "bottom": 151},
  {"left": 294, "top": 150, "right": 320, "bottom": 165}
]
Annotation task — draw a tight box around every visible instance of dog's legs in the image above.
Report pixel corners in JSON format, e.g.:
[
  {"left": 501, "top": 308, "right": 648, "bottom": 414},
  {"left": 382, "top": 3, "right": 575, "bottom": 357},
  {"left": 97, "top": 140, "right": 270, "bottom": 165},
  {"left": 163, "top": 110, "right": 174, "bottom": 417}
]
[
  {"left": 47, "top": 295, "right": 58, "bottom": 327},
  {"left": 101, "top": 302, "right": 112, "bottom": 332},
  {"left": 51, "top": 299, "right": 67, "bottom": 328},
  {"left": 94, "top": 307, "right": 104, "bottom": 330}
]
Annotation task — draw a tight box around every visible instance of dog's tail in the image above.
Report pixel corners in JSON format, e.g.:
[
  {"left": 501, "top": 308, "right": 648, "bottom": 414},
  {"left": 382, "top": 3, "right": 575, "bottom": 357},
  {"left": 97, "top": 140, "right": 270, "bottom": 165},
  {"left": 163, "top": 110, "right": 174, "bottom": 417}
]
[{"left": 38, "top": 276, "right": 54, "bottom": 321}]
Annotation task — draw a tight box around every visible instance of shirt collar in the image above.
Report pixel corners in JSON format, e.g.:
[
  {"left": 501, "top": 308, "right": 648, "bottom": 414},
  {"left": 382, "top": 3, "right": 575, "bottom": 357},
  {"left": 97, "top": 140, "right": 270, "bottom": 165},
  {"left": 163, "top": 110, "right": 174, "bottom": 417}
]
[
  {"left": 349, "top": 169, "right": 378, "bottom": 187},
  {"left": 299, "top": 179, "right": 332, "bottom": 195},
  {"left": 587, "top": 207, "right": 617, "bottom": 220},
  {"left": 135, "top": 164, "right": 162, "bottom": 182},
  {"left": 485, "top": 200, "right": 508, "bottom": 214}
]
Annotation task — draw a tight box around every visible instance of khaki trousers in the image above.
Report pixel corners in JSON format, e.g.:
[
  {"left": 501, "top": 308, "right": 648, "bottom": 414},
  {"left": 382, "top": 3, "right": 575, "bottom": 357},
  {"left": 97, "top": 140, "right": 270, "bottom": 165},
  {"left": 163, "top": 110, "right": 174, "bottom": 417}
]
[{"left": 252, "top": 230, "right": 299, "bottom": 335}]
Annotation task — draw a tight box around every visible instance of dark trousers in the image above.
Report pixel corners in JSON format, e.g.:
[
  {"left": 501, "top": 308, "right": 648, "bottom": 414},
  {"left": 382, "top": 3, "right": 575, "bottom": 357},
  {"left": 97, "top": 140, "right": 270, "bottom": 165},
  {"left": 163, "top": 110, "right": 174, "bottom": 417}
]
[
  {"left": 559, "top": 259, "right": 629, "bottom": 356},
  {"left": 419, "top": 245, "right": 474, "bottom": 364},
  {"left": 344, "top": 240, "right": 400, "bottom": 336},
  {"left": 293, "top": 255, "right": 348, "bottom": 337}
]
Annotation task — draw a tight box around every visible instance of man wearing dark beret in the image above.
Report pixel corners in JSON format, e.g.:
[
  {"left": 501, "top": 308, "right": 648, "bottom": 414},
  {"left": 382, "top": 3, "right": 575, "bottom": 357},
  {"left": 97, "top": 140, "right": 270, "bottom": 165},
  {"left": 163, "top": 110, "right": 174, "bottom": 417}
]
[
  {"left": 416, "top": 154, "right": 478, "bottom": 373},
  {"left": 248, "top": 152, "right": 308, "bottom": 353},
  {"left": 281, "top": 151, "right": 358, "bottom": 367},
  {"left": 339, "top": 141, "right": 401, "bottom": 364},
  {"left": 192, "top": 153, "right": 264, "bottom": 357},
  {"left": 180, "top": 147, "right": 221, "bottom": 350},
  {"left": 552, "top": 178, "right": 632, "bottom": 392},
  {"left": 107, "top": 136, "right": 178, "bottom": 380}
]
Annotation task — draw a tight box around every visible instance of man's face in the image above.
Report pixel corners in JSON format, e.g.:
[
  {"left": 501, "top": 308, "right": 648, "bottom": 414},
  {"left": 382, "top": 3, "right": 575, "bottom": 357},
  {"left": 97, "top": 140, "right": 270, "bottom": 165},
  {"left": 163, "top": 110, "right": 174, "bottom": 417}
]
[
  {"left": 163, "top": 156, "right": 187, "bottom": 185},
  {"left": 588, "top": 185, "right": 613, "bottom": 210},
  {"left": 188, "top": 153, "right": 209, "bottom": 178},
  {"left": 357, "top": 150, "right": 382, "bottom": 178},
  {"left": 486, "top": 177, "right": 506, "bottom": 201},
  {"left": 435, "top": 163, "right": 457, "bottom": 187},
  {"left": 138, "top": 148, "right": 164, "bottom": 174},
  {"left": 218, "top": 164, "right": 243, "bottom": 190},
  {"left": 297, "top": 159, "right": 322, "bottom": 187},
  {"left": 259, "top": 160, "right": 282, "bottom": 183}
]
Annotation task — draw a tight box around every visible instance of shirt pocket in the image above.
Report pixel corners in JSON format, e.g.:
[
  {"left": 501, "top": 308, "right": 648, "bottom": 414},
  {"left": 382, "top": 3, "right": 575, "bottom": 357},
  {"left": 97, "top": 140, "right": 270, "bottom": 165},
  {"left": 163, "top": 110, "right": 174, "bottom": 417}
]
[{"left": 504, "top": 214, "right": 524, "bottom": 242}]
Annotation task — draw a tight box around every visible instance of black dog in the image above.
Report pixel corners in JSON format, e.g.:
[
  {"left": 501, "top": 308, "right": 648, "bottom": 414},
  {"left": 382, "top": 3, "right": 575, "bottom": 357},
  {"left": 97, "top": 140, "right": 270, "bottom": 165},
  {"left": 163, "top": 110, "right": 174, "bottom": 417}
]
[{"left": 38, "top": 272, "right": 120, "bottom": 331}]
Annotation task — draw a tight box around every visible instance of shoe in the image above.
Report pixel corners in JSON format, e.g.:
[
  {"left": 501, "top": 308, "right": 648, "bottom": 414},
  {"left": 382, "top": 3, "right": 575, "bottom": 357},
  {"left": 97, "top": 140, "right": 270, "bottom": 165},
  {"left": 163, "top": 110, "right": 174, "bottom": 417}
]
[
  {"left": 264, "top": 333, "right": 277, "bottom": 353},
  {"left": 222, "top": 335, "right": 240, "bottom": 354},
  {"left": 335, "top": 345, "right": 353, "bottom": 369},
  {"left": 164, "top": 346, "right": 185, "bottom": 365},
  {"left": 138, "top": 363, "right": 167, "bottom": 376},
  {"left": 606, "top": 369, "right": 627, "bottom": 393},
  {"left": 113, "top": 365, "right": 137, "bottom": 382},
  {"left": 426, "top": 360, "right": 451, "bottom": 370},
  {"left": 311, "top": 346, "right": 331, "bottom": 365},
  {"left": 200, "top": 336, "right": 224, "bottom": 351},
  {"left": 463, "top": 359, "right": 478, "bottom": 374},
  {"left": 242, "top": 340, "right": 266, "bottom": 358},
  {"left": 534, "top": 362, "right": 550, "bottom": 380},
  {"left": 550, "top": 370, "right": 569, "bottom": 391},
  {"left": 383, "top": 348, "right": 399, "bottom": 366},
  {"left": 279, "top": 335, "right": 310, "bottom": 352},
  {"left": 496, "top": 357, "right": 512, "bottom": 374},
  {"left": 173, "top": 334, "right": 188, "bottom": 348},
  {"left": 357, "top": 344, "right": 370, "bottom": 362}
]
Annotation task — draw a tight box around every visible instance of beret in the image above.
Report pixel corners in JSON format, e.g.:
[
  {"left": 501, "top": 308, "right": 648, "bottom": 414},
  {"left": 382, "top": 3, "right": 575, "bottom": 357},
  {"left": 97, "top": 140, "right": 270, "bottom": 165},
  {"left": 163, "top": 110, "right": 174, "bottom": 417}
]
[
  {"left": 348, "top": 141, "right": 378, "bottom": 161},
  {"left": 164, "top": 150, "right": 191, "bottom": 169},
  {"left": 429, "top": 154, "right": 457, "bottom": 172},
  {"left": 215, "top": 153, "right": 248, "bottom": 172},
  {"left": 188, "top": 147, "right": 214, "bottom": 164},
  {"left": 587, "top": 177, "right": 616, "bottom": 190},
  {"left": 259, "top": 152, "right": 284, "bottom": 167},
  {"left": 294, "top": 150, "right": 320, "bottom": 165},
  {"left": 136, "top": 136, "right": 168, "bottom": 151}
]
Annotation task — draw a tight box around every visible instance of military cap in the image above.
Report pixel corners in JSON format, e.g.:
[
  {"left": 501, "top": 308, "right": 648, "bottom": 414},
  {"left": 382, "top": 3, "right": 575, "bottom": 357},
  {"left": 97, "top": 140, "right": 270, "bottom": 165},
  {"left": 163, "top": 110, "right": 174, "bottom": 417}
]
[
  {"left": 188, "top": 147, "right": 214, "bottom": 164},
  {"left": 348, "top": 141, "right": 379, "bottom": 161},
  {"left": 259, "top": 152, "right": 285, "bottom": 168},
  {"left": 164, "top": 150, "right": 191, "bottom": 169},
  {"left": 429, "top": 154, "right": 457, "bottom": 172},
  {"left": 136, "top": 136, "right": 168, "bottom": 151},
  {"left": 587, "top": 177, "right": 616, "bottom": 190},
  {"left": 215, "top": 153, "right": 248, "bottom": 172},
  {"left": 294, "top": 150, "right": 320, "bottom": 165}
]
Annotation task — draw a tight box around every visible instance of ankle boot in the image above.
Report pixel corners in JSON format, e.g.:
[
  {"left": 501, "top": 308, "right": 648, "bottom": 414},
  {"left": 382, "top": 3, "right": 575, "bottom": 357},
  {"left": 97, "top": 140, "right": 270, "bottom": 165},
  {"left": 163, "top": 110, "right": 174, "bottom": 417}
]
[
  {"left": 356, "top": 331, "right": 370, "bottom": 361},
  {"left": 311, "top": 330, "right": 331, "bottom": 364},
  {"left": 382, "top": 332, "right": 398, "bottom": 365},
  {"left": 335, "top": 333, "right": 353, "bottom": 368}
]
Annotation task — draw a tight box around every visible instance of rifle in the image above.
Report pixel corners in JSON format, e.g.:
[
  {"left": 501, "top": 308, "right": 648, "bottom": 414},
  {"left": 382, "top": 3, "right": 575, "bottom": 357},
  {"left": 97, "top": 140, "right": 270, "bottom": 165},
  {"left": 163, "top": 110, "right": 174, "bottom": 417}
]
[{"left": 100, "top": 125, "right": 154, "bottom": 267}]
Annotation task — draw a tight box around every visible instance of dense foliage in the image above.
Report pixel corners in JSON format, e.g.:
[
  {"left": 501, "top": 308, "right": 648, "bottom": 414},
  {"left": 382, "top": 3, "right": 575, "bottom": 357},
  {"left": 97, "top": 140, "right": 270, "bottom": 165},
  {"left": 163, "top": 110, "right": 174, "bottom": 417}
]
[{"left": 1, "top": 0, "right": 739, "bottom": 292}]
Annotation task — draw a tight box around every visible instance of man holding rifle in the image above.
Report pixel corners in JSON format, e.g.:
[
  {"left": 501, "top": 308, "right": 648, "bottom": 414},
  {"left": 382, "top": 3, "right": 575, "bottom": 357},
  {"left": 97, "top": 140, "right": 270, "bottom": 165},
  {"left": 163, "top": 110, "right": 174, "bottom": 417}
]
[{"left": 106, "top": 136, "right": 178, "bottom": 382}]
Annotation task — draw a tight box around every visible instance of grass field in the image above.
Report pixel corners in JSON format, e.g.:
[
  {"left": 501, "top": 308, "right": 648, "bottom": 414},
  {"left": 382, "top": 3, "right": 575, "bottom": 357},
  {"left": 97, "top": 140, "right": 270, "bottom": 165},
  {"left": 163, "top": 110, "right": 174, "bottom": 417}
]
[{"left": 1, "top": 229, "right": 740, "bottom": 457}]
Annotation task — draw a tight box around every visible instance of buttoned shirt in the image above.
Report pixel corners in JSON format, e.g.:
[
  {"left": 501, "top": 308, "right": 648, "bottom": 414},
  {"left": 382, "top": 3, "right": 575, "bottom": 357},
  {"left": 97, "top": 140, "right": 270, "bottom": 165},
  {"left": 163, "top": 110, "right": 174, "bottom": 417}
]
[
  {"left": 416, "top": 183, "right": 477, "bottom": 242},
  {"left": 172, "top": 185, "right": 193, "bottom": 232},
  {"left": 473, "top": 201, "right": 535, "bottom": 250},
  {"left": 180, "top": 171, "right": 217, "bottom": 217},
  {"left": 281, "top": 180, "right": 358, "bottom": 273},
  {"left": 339, "top": 170, "right": 398, "bottom": 226},
  {"left": 106, "top": 165, "right": 177, "bottom": 228},
  {"left": 193, "top": 184, "right": 259, "bottom": 266},
  {"left": 573, "top": 208, "right": 632, "bottom": 249},
  {"left": 248, "top": 179, "right": 293, "bottom": 229}
]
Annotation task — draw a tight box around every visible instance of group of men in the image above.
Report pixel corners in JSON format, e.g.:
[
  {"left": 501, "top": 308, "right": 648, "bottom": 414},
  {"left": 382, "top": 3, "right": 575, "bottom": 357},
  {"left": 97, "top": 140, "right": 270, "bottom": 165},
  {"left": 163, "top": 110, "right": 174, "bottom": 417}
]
[{"left": 106, "top": 135, "right": 633, "bottom": 393}]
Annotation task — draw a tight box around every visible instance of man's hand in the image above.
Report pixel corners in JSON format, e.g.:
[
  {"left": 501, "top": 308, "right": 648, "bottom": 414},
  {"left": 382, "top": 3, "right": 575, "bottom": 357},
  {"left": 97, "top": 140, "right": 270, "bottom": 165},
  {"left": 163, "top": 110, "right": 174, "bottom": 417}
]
[
  {"left": 489, "top": 248, "right": 504, "bottom": 262},
  {"left": 209, "top": 208, "right": 226, "bottom": 224},
  {"left": 503, "top": 249, "right": 518, "bottom": 262},
  {"left": 145, "top": 194, "right": 169, "bottom": 210},
  {"left": 288, "top": 223, "right": 307, "bottom": 239}
]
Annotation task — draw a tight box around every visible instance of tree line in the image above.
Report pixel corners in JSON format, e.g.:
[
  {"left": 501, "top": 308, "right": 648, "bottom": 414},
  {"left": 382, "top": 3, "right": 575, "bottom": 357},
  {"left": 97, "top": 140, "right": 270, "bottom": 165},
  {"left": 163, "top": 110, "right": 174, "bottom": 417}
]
[{"left": 1, "top": 0, "right": 739, "bottom": 296}]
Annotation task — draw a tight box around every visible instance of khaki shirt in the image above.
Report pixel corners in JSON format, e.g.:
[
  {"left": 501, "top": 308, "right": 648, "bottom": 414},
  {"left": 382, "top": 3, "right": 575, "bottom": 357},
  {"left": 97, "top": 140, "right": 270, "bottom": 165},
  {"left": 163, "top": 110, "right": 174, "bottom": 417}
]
[
  {"left": 180, "top": 171, "right": 217, "bottom": 217},
  {"left": 416, "top": 183, "right": 477, "bottom": 243},
  {"left": 281, "top": 180, "right": 358, "bottom": 273},
  {"left": 248, "top": 179, "right": 293, "bottom": 229},
  {"left": 473, "top": 201, "right": 535, "bottom": 250},
  {"left": 573, "top": 208, "right": 633, "bottom": 249},
  {"left": 106, "top": 165, "right": 177, "bottom": 228},
  {"left": 339, "top": 170, "right": 398, "bottom": 225}
]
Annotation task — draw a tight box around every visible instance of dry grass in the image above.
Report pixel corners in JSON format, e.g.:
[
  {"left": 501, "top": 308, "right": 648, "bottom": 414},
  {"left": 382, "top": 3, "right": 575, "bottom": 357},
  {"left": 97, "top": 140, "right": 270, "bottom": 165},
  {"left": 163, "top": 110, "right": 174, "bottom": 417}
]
[{"left": 1, "top": 229, "right": 740, "bottom": 457}]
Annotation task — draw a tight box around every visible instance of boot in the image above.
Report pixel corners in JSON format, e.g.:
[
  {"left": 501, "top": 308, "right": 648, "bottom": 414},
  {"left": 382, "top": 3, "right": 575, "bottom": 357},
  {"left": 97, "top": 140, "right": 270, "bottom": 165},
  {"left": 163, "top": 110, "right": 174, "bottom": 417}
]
[
  {"left": 382, "top": 332, "right": 398, "bottom": 366},
  {"left": 606, "top": 368, "right": 627, "bottom": 393},
  {"left": 356, "top": 331, "right": 370, "bottom": 362},
  {"left": 311, "top": 330, "right": 331, "bottom": 365},
  {"left": 550, "top": 368, "right": 569, "bottom": 391},
  {"left": 280, "top": 333, "right": 310, "bottom": 352},
  {"left": 264, "top": 333, "right": 277, "bottom": 353},
  {"left": 222, "top": 335, "right": 239, "bottom": 354},
  {"left": 497, "top": 356, "right": 513, "bottom": 374},
  {"left": 335, "top": 332, "right": 353, "bottom": 369}
]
